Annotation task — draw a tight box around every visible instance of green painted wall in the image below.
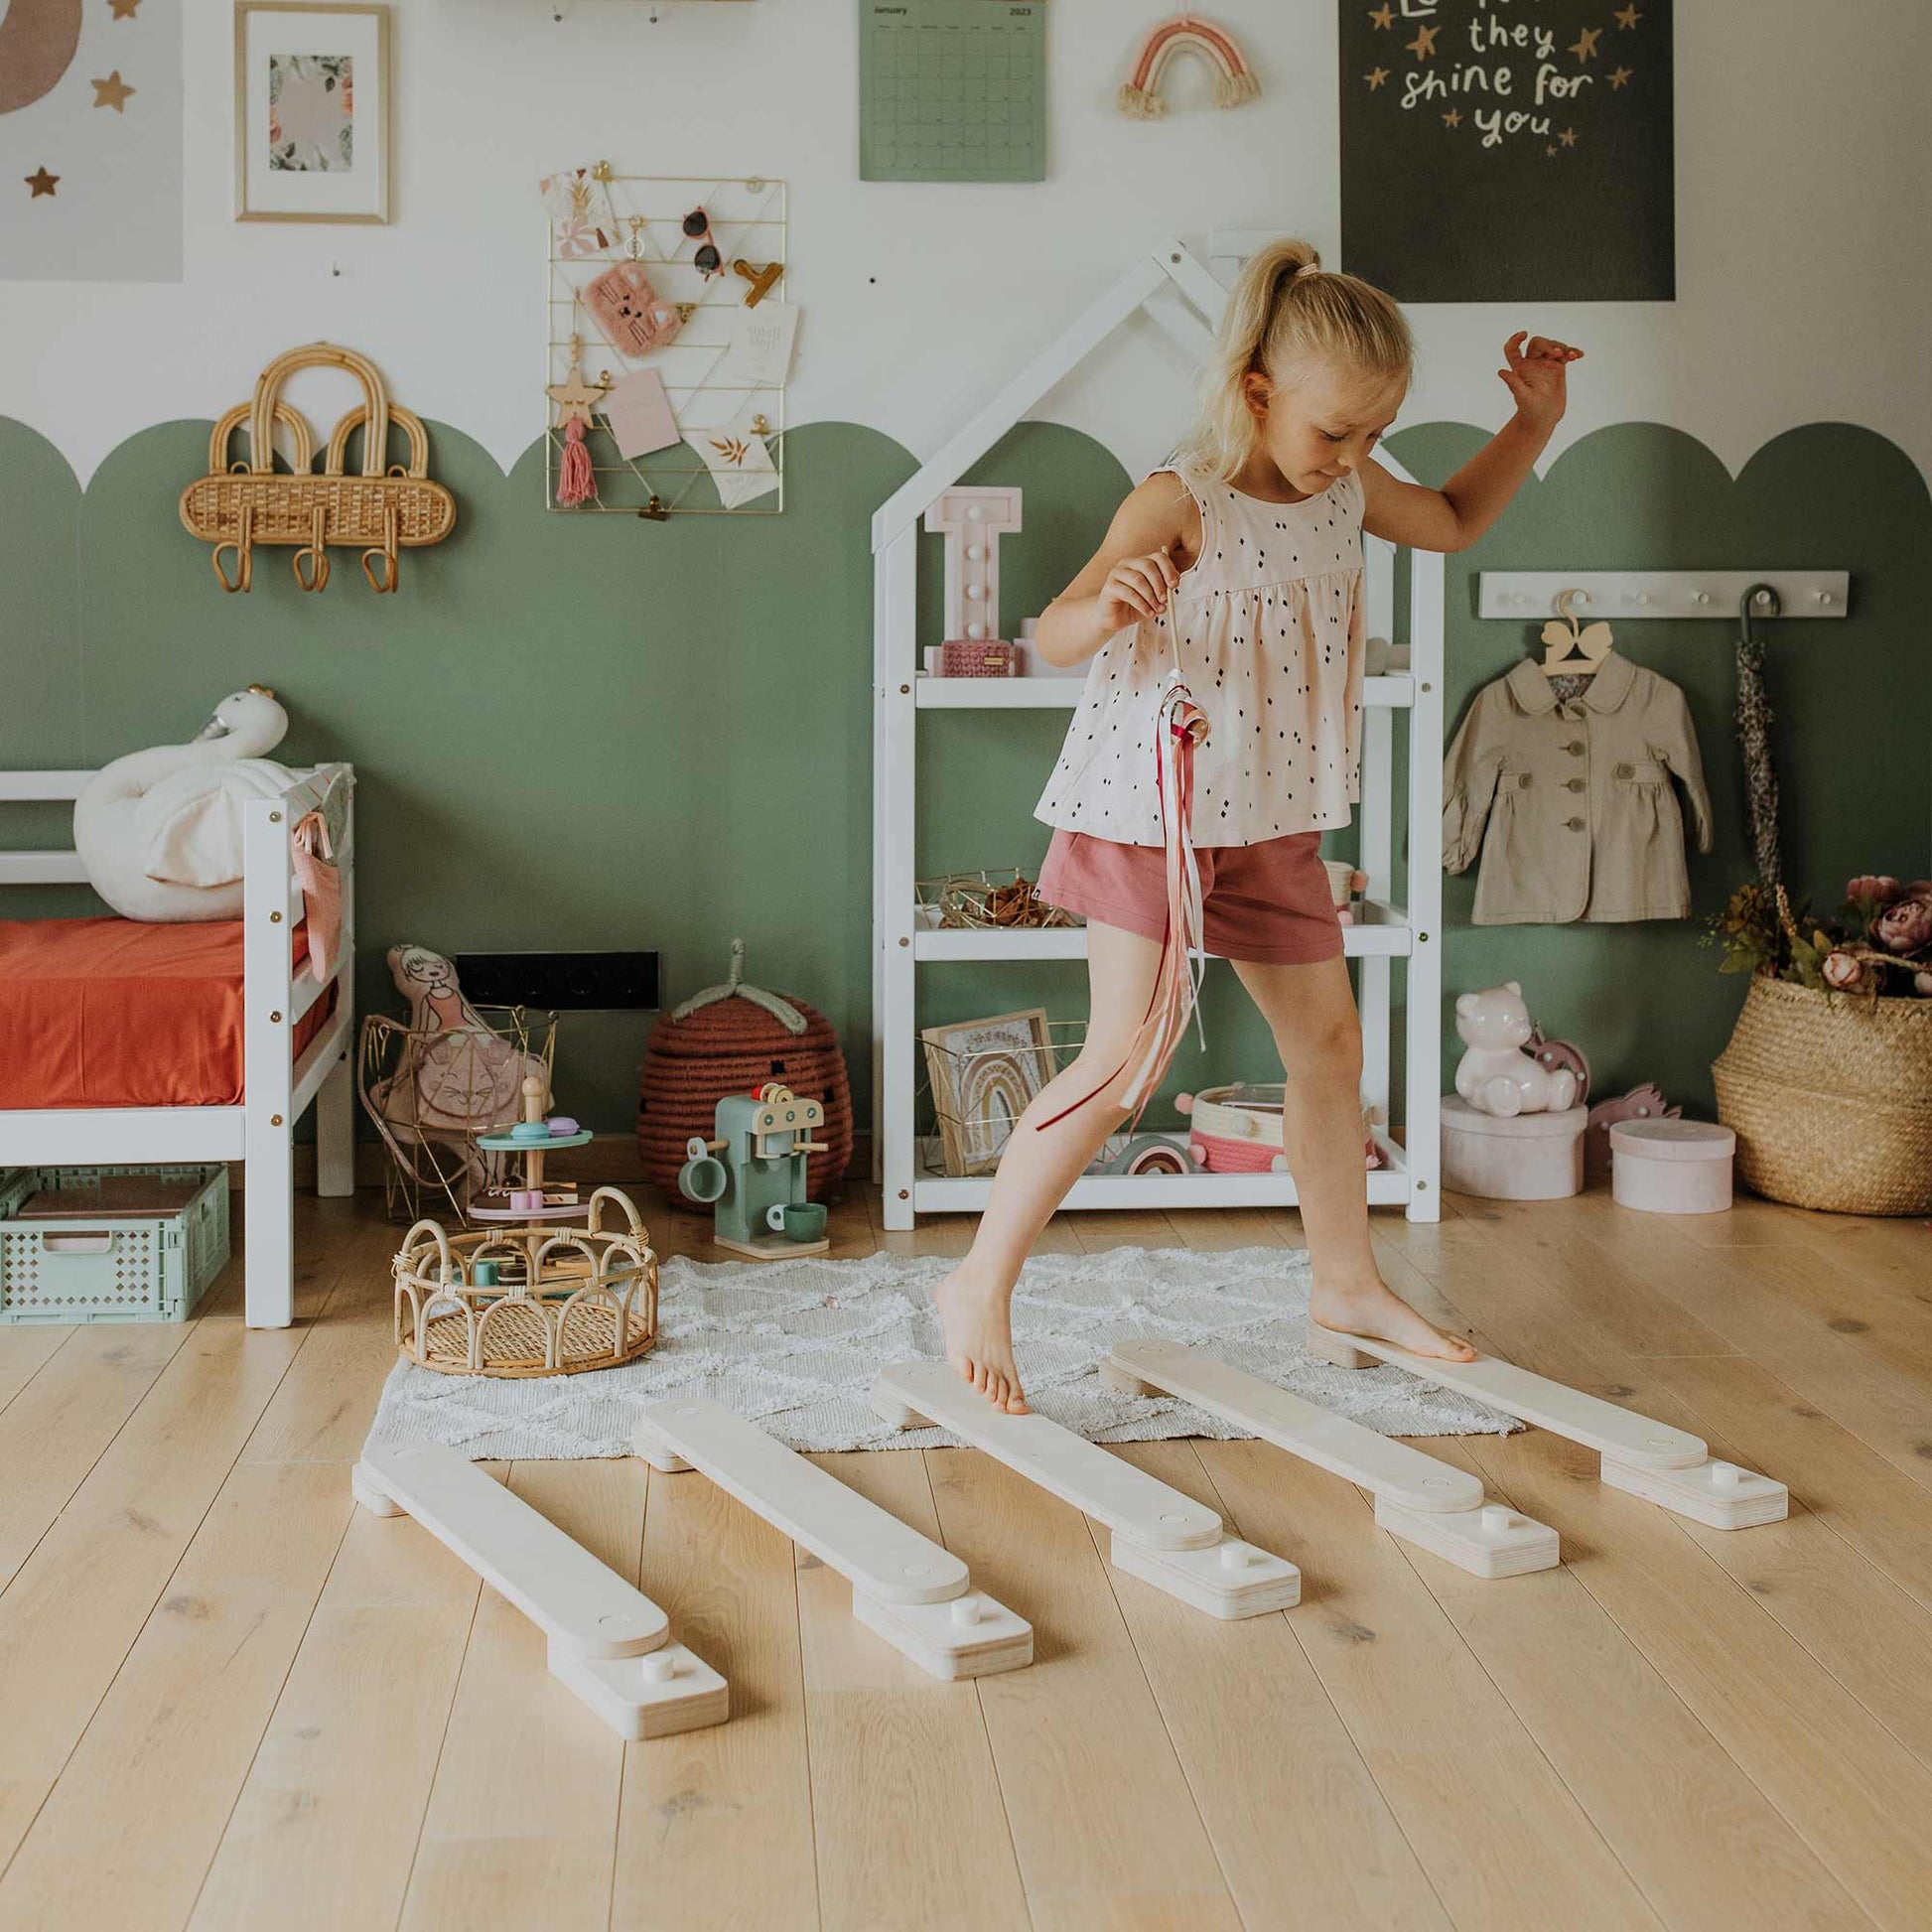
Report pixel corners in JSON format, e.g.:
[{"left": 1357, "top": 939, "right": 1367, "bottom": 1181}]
[
  {"left": 4, "top": 413, "right": 1926, "bottom": 1145},
  {"left": 1398, "top": 419, "right": 1932, "bottom": 1113}
]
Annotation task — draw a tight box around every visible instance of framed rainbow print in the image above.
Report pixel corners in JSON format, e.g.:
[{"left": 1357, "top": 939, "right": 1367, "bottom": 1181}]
[
  {"left": 921, "top": 1008, "right": 1058, "bottom": 1175},
  {"left": 234, "top": 4, "right": 390, "bottom": 223}
]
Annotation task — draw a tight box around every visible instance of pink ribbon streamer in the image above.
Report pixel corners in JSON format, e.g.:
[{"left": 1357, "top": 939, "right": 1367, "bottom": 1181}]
[{"left": 1040, "top": 655, "right": 1210, "bottom": 1135}]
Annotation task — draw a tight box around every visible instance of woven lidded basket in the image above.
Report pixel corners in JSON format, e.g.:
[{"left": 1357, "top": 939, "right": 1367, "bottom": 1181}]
[
  {"left": 638, "top": 943, "right": 853, "bottom": 1211},
  {"left": 1713, "top": 972, "right": 1932, "bottom": 1215}
]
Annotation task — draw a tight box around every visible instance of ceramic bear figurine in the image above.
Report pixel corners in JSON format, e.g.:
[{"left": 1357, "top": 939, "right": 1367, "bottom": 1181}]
[{"left": 1453, "top": 981, "right": 1581, "bottom": 1117}]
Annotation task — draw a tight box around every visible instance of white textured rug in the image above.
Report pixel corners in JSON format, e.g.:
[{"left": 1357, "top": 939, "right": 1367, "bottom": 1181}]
[{"left": 364, "top": 1244, "right": 1518, "bottom": 1460}]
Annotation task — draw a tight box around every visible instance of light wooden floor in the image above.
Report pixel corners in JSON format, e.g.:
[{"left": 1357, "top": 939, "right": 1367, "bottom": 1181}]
[{"left": 2, "top": 1182, "right": 1930, "bottom": 1931}]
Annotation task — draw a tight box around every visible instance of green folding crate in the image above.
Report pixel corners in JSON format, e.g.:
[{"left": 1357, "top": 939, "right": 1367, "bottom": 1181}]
[{"left": 0, "top": 1165, "right": 230, "bottom": 1324}]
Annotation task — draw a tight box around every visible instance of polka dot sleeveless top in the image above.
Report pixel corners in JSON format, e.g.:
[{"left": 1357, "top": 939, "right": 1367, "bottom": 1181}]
[{"left": 1034, "top": 464, "right": 1368, "bottom": 848}]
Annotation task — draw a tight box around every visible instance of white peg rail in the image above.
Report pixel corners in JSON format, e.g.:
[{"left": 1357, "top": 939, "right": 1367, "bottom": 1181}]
[
  {"left": 353, "top": 1443, "right": 729, "bottom": 1738},
  {"left": 872, "top": 240, "right": 1445, "bottom": 1230},
  {"left": 873, "top": 1360, "right": 1301, "bottom": 1618},
  {"left": 1103, "top": 1339, "right": 1558, "bottom": 1579},
  {"left": 1477, "top": 572, "right": 1850, "bottom": 621},
  {"left": 634, "top": 1399, "right": 1033, "bottom": 1679},
  {"left": 1305, "top": 1323, "right": 1789, "bottom": 1531}
]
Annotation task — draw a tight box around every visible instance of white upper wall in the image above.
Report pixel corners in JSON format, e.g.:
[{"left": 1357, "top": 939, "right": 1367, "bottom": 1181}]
[{"left": 3, "top": 0, "right": 1926, "bottom": 486}]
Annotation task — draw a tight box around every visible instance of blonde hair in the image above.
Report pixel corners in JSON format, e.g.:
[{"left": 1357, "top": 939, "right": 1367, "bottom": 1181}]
[{"left": 1175, "top": 238, "right": 1414, "bottom": 481}]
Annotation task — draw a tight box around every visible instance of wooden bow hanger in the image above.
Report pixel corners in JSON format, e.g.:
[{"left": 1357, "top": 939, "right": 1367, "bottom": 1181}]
[{"left": 1540, "top": 588, "right": 1615, "bottom": 679}]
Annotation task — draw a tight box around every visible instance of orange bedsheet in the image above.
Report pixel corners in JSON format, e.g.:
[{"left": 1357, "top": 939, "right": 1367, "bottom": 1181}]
[{"left": 0, "top": 916, "right": 331, "bottom": 1110}]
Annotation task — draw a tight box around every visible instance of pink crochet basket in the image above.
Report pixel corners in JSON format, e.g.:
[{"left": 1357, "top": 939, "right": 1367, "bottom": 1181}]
[
  {"left": 1187, "top": 1126, "right": 1288, "bottom": 1174},
  {"left": 1176, "top": 1083, "right": 1382, "bottom": 1174}
]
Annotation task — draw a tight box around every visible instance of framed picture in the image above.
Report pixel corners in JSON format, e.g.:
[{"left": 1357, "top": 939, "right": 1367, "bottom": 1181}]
[
  {"left": 234, "top": 4, "right": 389, "bottom": 223},
  {"left": 920, "top": 1008, "right": 1058, "bottom": 1176}
]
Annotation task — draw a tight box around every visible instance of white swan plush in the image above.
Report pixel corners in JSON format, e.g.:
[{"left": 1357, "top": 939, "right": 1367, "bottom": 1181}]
[{"left": 73, "top": 687, "right": 306, "bottom": 922}]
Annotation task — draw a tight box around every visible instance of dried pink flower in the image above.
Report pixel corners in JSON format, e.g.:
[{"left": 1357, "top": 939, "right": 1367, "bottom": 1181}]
[
  {"left": 1847, "top": 875, "right": 1903, "bottom": 906},
  {"left": 1916, "top": 970, "right": 1932, "bottom": 998},
  {"left": 1822, "top": 949, "right": 1866, "bottom": 991},
  {"left": 1873, "top": 895, "right": 1932, "bottom": 955}
]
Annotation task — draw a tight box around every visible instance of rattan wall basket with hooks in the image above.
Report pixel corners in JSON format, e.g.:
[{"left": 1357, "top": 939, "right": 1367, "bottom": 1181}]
[{"left": 179, "top": 343, "right": 457, "bottom": 596}]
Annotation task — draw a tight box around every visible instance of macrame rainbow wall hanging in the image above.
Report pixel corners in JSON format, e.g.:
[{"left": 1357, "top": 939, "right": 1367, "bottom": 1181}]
[{"left": 1118, "top": 13, "right": 1260, "bottom": 119}]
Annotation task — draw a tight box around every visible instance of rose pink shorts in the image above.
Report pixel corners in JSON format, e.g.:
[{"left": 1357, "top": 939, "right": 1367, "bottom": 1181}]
[{"left": 1036, "top": 828, "right": 1343, "bottom": 966}]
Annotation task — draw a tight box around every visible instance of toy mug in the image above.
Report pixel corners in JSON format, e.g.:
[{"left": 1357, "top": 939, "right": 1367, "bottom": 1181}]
[
  {"left": 767, "top": 1201, "right": 828, "bottom": 1242},
  {"left": 678, "top": 1135, "right": 729, "bottom": 1204}
]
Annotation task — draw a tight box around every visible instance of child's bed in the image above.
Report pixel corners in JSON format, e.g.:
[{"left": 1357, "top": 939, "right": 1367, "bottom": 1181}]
[{"left": 0, "top": 762, "right": 356, "bottom": 1327}]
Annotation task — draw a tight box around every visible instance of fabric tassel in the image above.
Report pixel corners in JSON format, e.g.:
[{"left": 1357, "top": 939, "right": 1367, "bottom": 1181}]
[
  {"left": 557, "top": 417, "right": 597, "bottom": 506},
  {"left": 1041, "top": 660, "right": 1211, "bottom": 1135}
]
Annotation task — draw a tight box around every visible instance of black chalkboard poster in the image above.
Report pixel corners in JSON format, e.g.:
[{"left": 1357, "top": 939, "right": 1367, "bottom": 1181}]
[{"left": 1340, "top": 1, "right": 1674, "bottom": 303}]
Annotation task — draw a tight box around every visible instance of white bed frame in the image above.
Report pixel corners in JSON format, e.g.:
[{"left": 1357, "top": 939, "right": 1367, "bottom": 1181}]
[{"left": 0, "top": 763, "right": 357, "bottom": 1327}]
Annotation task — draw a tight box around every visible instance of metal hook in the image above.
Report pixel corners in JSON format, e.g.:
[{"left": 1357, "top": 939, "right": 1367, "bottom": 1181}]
[{"left": 1738, "top": 582, "right": 1780, "bottom": 647}]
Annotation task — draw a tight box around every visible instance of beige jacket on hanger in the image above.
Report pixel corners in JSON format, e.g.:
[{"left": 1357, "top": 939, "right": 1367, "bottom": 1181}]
[{"left": 1444, "top": 654, "right": 1714, "bottom": 924}]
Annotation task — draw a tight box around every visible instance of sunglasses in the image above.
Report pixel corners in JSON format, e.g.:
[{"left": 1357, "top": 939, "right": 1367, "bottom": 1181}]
[{"left": 682, "top": 207, "right": 723, "bottom": 278}]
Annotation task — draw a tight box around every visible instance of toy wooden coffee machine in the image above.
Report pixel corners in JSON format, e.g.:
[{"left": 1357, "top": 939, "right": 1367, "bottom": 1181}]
[{"left": 677, "top": 1082, "right": 830, "bottom": 1260}]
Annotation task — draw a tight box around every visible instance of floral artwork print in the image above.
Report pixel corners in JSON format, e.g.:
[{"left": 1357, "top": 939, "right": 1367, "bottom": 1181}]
[{"left": 268, "top": 53, "right": 353, "bottom": 172}]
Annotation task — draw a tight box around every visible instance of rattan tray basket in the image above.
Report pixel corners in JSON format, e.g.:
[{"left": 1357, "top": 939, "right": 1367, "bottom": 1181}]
[{"left": 180, "top": 343, "right": 456, "bottom": 595}]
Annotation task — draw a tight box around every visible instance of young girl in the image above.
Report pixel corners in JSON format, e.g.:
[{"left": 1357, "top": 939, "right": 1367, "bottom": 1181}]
[{"left": 933, "top": 238, "right": 1584, "bottom": 1414}]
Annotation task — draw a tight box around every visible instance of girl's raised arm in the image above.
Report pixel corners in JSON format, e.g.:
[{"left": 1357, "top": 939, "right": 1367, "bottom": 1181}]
[{"left": 1361, "top": 332, "right": 1582, "bottom": 554}]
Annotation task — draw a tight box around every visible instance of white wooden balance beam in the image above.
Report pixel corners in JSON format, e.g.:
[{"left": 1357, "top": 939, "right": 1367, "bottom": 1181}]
[
  {"left": 1304, "top": 1322, "right": 1788, "bottom": 1530},
  {"left": 353, "top": 1442, "right": 729, "bottom": 1738},
  {"left": 1102, "top": 1339, "right": 1559, "bottom": 1579},
  {"left": 871, "top": 1359, "right": 1301, "bottom": 1618},
  {"left": 633, "top": 1398, "right": 1032, "bottom": 1679}
]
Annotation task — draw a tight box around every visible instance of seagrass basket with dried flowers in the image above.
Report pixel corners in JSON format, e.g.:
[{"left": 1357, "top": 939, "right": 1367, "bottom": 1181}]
[
  {"left": 179, "top": 343, "right": 456, "bottom": 595},
  {"left": 1710, "top": 881, "right": 1932, "bottom": 1214}
]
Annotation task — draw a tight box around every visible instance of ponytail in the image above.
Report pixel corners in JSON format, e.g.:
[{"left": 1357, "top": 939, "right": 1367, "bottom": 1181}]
[{"left": 1174, "top": 238, "right": 1413, "bottom": 481}]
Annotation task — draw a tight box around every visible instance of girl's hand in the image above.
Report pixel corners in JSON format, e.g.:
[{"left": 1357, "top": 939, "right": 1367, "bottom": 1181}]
[
  {"left": 1498, "top": 332, "right": 1583, "bottom": 434},
  {"left": 1098, "top": 545, "right": 1180, "bottom": 630}
]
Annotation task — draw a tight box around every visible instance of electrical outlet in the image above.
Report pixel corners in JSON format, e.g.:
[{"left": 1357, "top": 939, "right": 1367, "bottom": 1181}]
[{"left": 454, "top": 950, "right": 660, "bottom": 1012}]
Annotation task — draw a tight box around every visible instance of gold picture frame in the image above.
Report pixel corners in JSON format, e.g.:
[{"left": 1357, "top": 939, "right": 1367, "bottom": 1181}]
[
  {"left": 234, "top": 3, "right": 390, "bottom": 223},
  {"left": 920, "top": 1007, "right": 1058, "bottom": 1177}
]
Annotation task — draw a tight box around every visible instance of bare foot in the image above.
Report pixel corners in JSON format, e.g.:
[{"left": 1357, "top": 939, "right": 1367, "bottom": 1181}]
[
  {"left": 932, "top": 1269, "right": 1030, "bottom": 1413},
  {"left": 1310, "top": 1275, "right": 1477, "bottom": 1362}
]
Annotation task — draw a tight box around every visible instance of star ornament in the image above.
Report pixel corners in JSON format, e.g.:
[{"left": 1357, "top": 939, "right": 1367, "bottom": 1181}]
[
  {"left": 1365, "top": 66, "right": 1391, "bottom": 90},
  {"left": 108, "top": 0, "right": 142, "bottom": 15},
  {"left": 1406, "top": 23, "right": 1440, "bottom": 59},
  {"left": 1368, "top": 3, "right": 1394, "bottom": 27},
  {"left": 1443, "top": 108, "right": 1461, "bottom": 128},
  {"left": 26, "top": 166, "right": 59, "bottom": 198},
  {"left": 1560, "top": 127, "right": 1580, "bottom": 148},
  {"left": 92, "top": 70, "right": 136, "bottom": 112},
  {"left": 1609, "top": 66, "right": 1634, "bottom": 89},
  {"left": 1571, "top": 27, "right": 1602, "bottom": 63},
  {"left": 1615, "top": 4, "right": 1643, "bottom": 27},
  {"left": 546, "top": 369, "right": 602, "bottom": 426}
]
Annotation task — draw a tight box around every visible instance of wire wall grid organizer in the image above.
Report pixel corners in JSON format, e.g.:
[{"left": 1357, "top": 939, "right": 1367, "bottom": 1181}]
[
  {"left": 180, "top": 344, "right": 457, "bottom": 594},
  {"left": 546, "top": 170, "right": 788, "bottom": 519}
]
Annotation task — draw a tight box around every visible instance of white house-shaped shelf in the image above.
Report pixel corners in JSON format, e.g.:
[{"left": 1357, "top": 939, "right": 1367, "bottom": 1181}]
[{"left": 870, "top": 238, "right": 1446, "bottom": 1228}]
